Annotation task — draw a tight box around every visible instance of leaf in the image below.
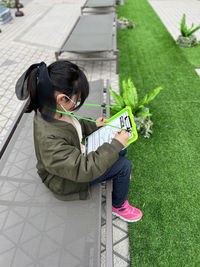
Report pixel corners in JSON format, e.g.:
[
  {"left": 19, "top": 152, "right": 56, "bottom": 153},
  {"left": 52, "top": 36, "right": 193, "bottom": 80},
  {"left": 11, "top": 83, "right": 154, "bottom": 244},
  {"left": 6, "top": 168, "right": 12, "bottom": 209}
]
[
  {"left": 180, "top": 14, "right": 187, "bottom": 36},
  {"left": 122, "top": 79, "right": 132, "bottom": 106},
  {"left": 188, "top": 25, "right": 200, "bottom": 36},
  {"left": 122, "top": 78, "right": 137, "bottom": 108},
  {"left": 127, "top": 78, "right": 138, "bottom": 107},
  {"left": 180, "top": 14, "right": 192, "bottom": 37},
  {"left": 110, "top": 105, "right": 121, "bottom": 111},
  {"left": 189, "top": 23, "right": 194, "bottom": 31},
  {"left": 136, "top": 110, "right": 152, "bottom": 116},
  {"left": 146, "top": 86, "right": 163, "bottom": 104},
  {"left": 109, "top": 87, "right": 125, "bottom": 107},
  {"left": 110, "top": 106, "right": 121, "bottom": 116},
  {"left": 138, "top": 94, "right": 148, "bottom": 107}
]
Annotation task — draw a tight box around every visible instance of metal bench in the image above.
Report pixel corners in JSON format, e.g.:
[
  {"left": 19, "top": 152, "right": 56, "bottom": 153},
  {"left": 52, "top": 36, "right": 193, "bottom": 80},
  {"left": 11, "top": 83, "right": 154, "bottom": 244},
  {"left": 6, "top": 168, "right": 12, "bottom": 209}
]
[
  {"left": 55, "top": 14, "right": 118, "bottom": 74},
  {"left": 81, "top": 0, "right": 116, "bottom": 14},
  {"left": 0, "top": 79, "right": 113, "bottom": 267}
]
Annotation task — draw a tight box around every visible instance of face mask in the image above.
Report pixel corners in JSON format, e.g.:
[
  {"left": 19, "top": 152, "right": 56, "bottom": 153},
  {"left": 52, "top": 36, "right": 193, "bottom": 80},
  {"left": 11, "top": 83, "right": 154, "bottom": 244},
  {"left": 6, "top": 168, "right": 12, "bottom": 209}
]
[
  {"left": 60, "top": 104, "right": 73, "bottom": 114},
  {"left": 65, "top": 95, "right": 80, "bottom": 108}
]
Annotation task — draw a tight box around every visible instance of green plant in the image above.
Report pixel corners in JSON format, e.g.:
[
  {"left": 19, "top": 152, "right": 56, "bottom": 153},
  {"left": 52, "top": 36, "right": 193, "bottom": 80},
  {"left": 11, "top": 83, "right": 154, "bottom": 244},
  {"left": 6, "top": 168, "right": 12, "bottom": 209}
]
[
  {"left": 117, "top": 17, "right": 136, "bottom": 29},
  {"left": 0, "top": 0, "right": 15, "bottom": 8},
  {"left": 109, "top": 78, "right": 163, "bottom": 137},
  {"left": 109, "top": 78, "right": 163, "bottom": 116},
  {"left": 0, "top": 1, "right": 6, "bottom": 7},
  {"left": 180, "top": 14, "right": 200, "bottom": 37}
]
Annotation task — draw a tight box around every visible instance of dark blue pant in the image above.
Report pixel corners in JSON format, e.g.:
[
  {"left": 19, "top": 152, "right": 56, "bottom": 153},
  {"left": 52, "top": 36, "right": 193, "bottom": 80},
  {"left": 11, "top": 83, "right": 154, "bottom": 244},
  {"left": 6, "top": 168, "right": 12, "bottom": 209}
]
[{"left": 90, "top": 149, "right": 131, "bottom": 207}]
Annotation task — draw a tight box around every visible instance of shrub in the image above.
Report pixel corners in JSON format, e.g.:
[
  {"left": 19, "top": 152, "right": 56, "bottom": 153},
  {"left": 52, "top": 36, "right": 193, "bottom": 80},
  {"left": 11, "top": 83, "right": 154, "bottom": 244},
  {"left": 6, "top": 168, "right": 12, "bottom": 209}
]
[{"left": 109, "top": 78, "right": 163, "bottom": 137}]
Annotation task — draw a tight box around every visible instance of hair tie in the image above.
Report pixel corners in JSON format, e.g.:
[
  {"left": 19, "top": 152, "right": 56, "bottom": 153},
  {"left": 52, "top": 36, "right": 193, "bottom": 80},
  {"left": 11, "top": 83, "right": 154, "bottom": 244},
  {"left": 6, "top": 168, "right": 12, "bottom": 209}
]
[{"left": 15, "top": 63, "right": 41, "bottom": 100}]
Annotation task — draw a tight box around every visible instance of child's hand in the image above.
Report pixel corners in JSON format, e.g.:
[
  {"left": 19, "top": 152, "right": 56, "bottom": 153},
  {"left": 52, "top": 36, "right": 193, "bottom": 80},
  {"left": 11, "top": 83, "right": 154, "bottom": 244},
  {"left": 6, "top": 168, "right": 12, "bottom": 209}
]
[
  {"left": 114, "top": 130, "right": 130, "bottom": 146},
  {"left": 96, "top": 117, "right": 107, "bottom": 127}
]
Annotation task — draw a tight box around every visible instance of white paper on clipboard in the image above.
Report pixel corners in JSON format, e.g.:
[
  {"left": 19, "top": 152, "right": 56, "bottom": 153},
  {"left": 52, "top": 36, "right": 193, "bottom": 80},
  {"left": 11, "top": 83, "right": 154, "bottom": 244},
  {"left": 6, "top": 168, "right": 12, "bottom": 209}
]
[{"left": 84, "top": 110, "right": 133, "bottom": 155}]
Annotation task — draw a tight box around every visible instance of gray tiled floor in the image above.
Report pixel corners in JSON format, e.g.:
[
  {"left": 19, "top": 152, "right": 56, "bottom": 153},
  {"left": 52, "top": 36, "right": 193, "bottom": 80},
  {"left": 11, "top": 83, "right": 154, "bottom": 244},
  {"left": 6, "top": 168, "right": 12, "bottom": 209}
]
[{"left": 0, "top": 1, "right": 126, "bottom": 266}]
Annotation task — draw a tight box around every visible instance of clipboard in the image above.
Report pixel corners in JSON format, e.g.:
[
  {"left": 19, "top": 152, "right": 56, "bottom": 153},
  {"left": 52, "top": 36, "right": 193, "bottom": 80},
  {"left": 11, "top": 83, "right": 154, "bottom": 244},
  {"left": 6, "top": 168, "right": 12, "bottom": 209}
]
[{"left": 84, "top": 106, "right": 138, "bottom": 155}]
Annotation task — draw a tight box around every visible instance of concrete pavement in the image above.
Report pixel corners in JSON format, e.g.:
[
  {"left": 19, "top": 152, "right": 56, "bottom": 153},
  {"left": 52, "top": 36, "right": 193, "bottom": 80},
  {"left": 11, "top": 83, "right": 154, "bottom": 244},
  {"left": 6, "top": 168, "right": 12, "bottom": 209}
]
[{"left": 0, "top": 1, "right": 128, "bottom": 266}]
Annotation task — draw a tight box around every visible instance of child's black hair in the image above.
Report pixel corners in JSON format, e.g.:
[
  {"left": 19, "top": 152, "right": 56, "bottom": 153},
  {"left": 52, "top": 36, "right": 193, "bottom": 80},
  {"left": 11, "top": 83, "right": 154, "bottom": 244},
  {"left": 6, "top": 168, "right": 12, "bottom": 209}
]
[{"left": 26, "top": 60, "right": 89, "bottom": 114}]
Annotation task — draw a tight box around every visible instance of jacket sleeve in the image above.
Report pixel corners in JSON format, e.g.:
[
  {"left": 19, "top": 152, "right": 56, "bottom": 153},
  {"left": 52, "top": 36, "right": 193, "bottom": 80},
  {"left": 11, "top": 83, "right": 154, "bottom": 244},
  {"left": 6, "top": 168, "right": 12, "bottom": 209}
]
[
  {"left": 39, "top": 136, "right": 124, "bottom": 183},
  {"left": 79, "top": 119, "right": 98, "bottom": 137}
]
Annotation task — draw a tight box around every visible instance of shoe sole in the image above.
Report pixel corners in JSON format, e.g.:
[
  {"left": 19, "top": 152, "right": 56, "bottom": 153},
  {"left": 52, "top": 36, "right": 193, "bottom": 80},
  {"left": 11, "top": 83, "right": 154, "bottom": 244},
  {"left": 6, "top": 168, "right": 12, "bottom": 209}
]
[{"left": 112, "top": 211, "right": 142, "bottom": 222}]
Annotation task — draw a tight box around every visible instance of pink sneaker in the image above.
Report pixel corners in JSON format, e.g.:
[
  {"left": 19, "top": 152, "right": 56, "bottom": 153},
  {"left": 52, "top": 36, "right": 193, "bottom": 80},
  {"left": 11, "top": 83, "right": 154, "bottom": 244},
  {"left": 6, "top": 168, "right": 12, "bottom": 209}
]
[{"left": 112, "top": 200, "right": 143, "bottom": 222}]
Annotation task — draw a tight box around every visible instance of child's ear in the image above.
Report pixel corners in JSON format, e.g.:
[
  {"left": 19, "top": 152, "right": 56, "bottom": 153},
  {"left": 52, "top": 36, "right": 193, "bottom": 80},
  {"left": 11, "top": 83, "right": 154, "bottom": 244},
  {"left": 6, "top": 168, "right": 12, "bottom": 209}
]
[{"left": 56, "top": 94, "right": 67, "bottom": 104}]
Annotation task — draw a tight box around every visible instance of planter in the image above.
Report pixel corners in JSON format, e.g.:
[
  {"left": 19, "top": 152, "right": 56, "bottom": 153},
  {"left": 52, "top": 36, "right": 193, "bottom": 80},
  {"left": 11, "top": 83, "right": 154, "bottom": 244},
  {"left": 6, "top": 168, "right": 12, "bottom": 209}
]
[
  {"left": 117, "top": 18, "right": 136, "bottom": 29},
  {"left": 176, "top": 34, "right": 198, "bottom": 47},
  {"left": 116, "top": 0, "right": 125, "bottom": 5},
  {"left": 117, "top": 21, "right": 127, "bottom": 29},
  {"left": 0, "top": 6, "right": 12, "bottom": 24},
  {"left": 134, "top": 108, "right": 153, "bottom": 138}
]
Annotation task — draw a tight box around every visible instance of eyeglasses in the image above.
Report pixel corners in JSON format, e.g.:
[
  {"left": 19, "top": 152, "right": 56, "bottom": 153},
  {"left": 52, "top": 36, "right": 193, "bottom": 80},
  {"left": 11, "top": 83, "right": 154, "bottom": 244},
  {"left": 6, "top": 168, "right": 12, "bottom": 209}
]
[{"left": 65, "top": 95, "right": 81, "bottom": 108}]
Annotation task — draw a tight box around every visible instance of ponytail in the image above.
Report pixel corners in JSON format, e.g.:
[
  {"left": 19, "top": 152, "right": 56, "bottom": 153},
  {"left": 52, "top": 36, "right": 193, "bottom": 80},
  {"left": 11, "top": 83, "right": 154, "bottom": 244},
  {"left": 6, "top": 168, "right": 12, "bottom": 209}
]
[
  {"left": 26, "top": 68, "right": 38, "bottom": 113},
  {"left": 15, "top": 62, "right": 56, "bottom": 120},
  {"left": 15, "top": 60, "right": 89, "bottom": 120}
]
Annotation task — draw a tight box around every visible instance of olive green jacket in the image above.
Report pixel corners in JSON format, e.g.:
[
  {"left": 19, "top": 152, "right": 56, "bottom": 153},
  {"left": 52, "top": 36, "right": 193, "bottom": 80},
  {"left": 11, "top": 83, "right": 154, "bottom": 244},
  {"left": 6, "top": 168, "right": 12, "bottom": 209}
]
[{"left": 33, "top": 112, "right": 124, "bottom": 200}]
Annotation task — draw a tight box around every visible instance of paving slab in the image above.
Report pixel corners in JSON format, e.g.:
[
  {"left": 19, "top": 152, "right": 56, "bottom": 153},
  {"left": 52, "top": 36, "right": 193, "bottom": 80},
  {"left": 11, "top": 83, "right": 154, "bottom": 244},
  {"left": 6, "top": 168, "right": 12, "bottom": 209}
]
[
  {"left": 15, "top": 4, "right": 81, "bottom": 49},
  {"left": 0, "top": 0, "right": 124, "bottom": 266}
]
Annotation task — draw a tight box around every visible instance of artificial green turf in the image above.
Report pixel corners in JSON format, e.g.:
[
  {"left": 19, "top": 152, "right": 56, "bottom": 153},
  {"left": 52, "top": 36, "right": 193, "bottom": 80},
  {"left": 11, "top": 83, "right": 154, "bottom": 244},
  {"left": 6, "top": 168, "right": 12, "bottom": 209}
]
[
  {"left": 180, "top": 44, "right": 200, "bottom": 68},
  {"left": 117, "top": 0, "right": 200, "bottom": 266}
]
